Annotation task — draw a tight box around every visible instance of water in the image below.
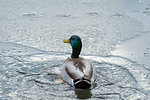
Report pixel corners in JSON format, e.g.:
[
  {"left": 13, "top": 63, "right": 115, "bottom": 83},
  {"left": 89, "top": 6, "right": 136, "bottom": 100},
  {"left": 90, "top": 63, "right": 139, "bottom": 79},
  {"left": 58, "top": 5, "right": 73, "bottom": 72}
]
[
  {"left": 0, "top": 0, "right": 143, "bottom": 56},
  {"left": 0, "top": 42, "right": 150, "bottom": 100},
  {"left": 0, "top": 0, "right": 150, "bottom": 100}
]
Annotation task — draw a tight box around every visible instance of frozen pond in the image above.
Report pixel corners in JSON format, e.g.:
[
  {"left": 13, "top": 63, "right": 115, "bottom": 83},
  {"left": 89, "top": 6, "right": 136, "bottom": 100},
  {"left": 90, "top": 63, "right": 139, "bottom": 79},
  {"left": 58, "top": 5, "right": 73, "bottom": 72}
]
[{"left": 0, "top": 0, "right": 150, "bottom": 100}]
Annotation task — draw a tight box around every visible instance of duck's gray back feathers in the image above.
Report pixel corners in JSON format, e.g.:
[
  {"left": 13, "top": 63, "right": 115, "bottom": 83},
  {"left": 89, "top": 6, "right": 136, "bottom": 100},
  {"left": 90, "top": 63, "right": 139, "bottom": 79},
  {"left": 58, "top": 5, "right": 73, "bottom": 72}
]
[{"left": 64, "top": 58, "right": 93, "bottom": 80}]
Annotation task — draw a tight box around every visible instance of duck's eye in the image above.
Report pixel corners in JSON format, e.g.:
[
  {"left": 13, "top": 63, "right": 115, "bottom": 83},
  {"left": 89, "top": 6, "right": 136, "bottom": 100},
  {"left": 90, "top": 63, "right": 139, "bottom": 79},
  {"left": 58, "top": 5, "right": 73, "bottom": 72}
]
[{"left": 70, "top": 37, "right": 74, "bottom": 40}]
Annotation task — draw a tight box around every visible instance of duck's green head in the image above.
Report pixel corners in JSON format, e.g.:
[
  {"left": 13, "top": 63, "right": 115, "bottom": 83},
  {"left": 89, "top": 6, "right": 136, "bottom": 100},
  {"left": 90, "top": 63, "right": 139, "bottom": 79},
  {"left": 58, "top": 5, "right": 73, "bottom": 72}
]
[{"left": 64, "top": 35, "right": 82, "bottom": 58}]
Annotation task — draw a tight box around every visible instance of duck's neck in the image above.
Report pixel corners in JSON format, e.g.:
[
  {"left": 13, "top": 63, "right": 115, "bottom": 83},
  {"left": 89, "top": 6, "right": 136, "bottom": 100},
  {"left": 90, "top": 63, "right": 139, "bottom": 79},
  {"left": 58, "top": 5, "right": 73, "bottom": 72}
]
[
  {"left": 71, "top": 48, "right": 81, "bottom": 58},
  {"left": 71, "top": 44, "right": 82, "bottom": 58}
]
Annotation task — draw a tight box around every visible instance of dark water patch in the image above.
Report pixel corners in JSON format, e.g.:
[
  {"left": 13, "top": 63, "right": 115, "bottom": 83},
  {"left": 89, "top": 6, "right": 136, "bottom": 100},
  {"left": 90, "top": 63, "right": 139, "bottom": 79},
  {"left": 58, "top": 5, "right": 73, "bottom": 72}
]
[
  {"left": 22, "top": 13, "right": 46, "bottom": 21},
  {"left": 56, "top": 13, "right": 71, "bottom": 18},
  {"left": 85, "top": 12, "right": 102, "bottom": 17},
  {"left": 111, "top": 13, "right": 124, "bottom": 17}
]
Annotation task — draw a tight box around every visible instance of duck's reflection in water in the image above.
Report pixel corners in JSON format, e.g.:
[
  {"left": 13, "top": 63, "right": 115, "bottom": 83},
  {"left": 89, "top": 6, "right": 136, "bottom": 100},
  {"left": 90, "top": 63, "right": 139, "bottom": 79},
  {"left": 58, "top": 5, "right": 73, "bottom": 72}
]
[{"left": 75, "top": 89, "right": 92, "bottom": 99}]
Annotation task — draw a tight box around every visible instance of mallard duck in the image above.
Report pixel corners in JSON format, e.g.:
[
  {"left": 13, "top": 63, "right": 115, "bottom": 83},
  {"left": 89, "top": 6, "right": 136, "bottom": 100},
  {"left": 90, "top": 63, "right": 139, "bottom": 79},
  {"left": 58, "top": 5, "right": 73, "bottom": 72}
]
[{"left": 61, "top": 35, "right": 96, "bottom": 89}]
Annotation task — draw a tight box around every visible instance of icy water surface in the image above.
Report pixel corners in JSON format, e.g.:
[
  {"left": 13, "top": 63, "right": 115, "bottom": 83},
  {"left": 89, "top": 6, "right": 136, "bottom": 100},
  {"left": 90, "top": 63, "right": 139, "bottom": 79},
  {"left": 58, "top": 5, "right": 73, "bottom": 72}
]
[
  {"left": 0, "top": 0, "right": 144, "bottom": 56},
  {"left": 0, "top": 42, "right": 150, "bottom": 100},
  {"left": 0, "top": 0, "right": 150, "bottom": 100}
]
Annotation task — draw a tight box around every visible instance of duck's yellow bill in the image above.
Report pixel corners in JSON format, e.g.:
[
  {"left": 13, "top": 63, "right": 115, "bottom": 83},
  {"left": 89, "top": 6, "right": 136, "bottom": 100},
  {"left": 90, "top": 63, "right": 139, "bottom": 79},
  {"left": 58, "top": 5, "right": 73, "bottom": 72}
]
[{"left": 63, "top": 39, "right": 70, "bottom": 43}]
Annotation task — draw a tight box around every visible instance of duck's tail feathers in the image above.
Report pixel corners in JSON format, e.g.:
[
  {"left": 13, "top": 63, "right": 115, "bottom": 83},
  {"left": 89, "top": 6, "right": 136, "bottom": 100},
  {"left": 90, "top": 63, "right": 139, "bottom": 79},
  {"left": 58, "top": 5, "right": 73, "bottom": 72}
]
[{"left": 74, "top": 77, "right": 91, "bottom": 89}]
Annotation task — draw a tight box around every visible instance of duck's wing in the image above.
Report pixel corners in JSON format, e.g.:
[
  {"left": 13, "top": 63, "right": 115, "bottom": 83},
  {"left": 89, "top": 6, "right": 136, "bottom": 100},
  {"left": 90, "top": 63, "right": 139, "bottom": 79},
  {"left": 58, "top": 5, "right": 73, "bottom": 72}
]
[
  {"left": 65, "top": 58, "right": 93, "bottom": 80},
  {"left": 61, "top": 59, "right": 74, "bottom": 85}
]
